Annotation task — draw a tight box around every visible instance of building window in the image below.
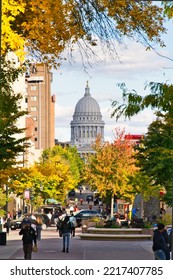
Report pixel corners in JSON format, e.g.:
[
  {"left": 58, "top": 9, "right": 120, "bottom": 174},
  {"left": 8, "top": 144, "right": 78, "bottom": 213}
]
[
  {"left": 35, "top": 127, "right": 37, "bottom": 131},
  {"left": 34, "top": 138, "right": 37, "bottom": 142},
  {"left": 31, "top": 85, "right": 37, "bottom": 90},
  {"left": 25, "top": 97, "right": 28, "bottom": 103},
  {"left": 31, "top": 96, "right": 37, "bottom": 101},
  {"left": 31, "top": 106, "right": 37, "bottom": 111}
]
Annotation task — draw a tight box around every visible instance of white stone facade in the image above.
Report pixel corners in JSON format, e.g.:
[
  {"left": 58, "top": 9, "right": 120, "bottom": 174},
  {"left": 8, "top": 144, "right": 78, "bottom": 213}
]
[{"left": 70, "top": 82, "right": 104, "bottom": 153}]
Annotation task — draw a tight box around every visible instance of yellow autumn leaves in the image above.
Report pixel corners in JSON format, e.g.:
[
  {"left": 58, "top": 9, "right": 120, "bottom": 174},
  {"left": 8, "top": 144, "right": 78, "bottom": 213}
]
[{"left": 1, "top": 0, "right": 168, "bottom": 67}]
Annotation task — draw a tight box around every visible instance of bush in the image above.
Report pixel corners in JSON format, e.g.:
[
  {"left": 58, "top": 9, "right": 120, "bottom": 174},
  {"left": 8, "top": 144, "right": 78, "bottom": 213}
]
[
  {"left": 130, "top": 218, "right": 145, "bottom": 228},
  {"left": 89, "top": 217, "right": 101, "bottom": 223},
  {"left": 104, "top": 219, "right": 120, "bottom": 228},
  {"left": 157, "top": 213, "right": 172, "bottom": 226}
]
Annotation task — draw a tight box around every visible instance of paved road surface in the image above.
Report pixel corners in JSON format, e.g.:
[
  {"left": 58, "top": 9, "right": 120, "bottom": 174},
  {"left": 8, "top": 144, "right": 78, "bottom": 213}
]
[{"left": 0, "top": 226, "right": 154, "bottom": 260}]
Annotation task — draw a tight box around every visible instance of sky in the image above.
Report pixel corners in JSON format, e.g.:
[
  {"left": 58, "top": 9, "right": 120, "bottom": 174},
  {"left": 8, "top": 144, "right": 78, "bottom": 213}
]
[{"left": 51, "top": 18, "right": 173, "bottom": 143}]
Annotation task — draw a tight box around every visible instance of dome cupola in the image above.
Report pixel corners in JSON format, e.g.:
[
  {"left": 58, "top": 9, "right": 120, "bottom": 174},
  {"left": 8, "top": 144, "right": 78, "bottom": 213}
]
[{"left": 74, "top": 81, "right": 101, "bottom": 116}]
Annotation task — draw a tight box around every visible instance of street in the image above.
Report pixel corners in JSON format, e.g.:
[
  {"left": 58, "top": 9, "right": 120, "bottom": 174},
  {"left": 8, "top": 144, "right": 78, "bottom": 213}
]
[{"left": 0, "top": 226, "right": 154, "bottom": 260}]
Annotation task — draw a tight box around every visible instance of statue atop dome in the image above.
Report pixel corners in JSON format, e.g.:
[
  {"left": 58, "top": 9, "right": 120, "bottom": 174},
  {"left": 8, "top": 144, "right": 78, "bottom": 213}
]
[{"left": 84, "top": 81, "right": 90, "bottom": 96}]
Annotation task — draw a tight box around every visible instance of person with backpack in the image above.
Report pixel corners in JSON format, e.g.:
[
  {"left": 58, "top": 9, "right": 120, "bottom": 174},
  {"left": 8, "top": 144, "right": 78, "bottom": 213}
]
[
  {"left": 152, "top": 223, "right": 170, "bottom": 260},
  {"left": 59, "top": 215, "right": 71, "bottom": 253},
  {"left": 69, "top": 211, "right": 77, "bottom": 237},
  {"left": 19, "top": 218, "right": 37, "bottom": 259},
  {"left": 36, "top": 215, "right": 43, "bottom": 241}
]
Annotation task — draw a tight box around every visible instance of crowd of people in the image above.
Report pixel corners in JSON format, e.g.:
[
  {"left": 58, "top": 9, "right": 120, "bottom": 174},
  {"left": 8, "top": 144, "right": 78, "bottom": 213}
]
[
  {"left": 1, "top": 198, "right": 172, "bottom": 260},
  {"left": 17, "top": 208, "right": 78, "bottom": 259}
]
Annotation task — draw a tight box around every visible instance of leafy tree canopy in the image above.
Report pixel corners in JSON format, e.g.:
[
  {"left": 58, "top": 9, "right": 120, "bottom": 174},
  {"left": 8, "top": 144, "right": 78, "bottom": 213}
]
[
  {"left": 2, "top": 0, "right": 166, "bottom": 66},
  {"left": 111, "top": 82, "right": 173, "bottom": 120},
  {"left": 0, "top": 57, "right": 28, "bottom": 170},
  {"left": 84, "top": 129, "right": 137, "bottom": 203},
  {"left": 135, "top": 112, "right": 173, "bottom": 207},
  {"left": 9, "top": 146, "right": 84, "bottom": 207}
]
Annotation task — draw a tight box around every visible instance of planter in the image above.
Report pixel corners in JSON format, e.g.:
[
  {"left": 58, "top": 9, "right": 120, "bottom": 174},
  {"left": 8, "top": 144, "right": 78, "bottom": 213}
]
[
  {"left": 82, "top": 219, "right": 105, "bottom": 229},
  {"left": 141, "top": 228, "right": 154, "bottom": 235}
]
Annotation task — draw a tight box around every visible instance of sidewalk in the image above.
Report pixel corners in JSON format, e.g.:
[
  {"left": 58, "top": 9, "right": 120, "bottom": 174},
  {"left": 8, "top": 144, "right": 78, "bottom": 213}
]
[{"left": 0, "top": 227, "right": 154, "bottom": 260}]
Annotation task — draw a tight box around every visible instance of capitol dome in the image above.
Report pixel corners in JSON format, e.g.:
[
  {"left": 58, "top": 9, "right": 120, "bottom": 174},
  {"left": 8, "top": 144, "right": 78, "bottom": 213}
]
[
  {"left": 70, "top": 82, "right": 105, "bottom": 150},
  {"left": 74, "top": 83, "right": 101, "bottom": 116}
]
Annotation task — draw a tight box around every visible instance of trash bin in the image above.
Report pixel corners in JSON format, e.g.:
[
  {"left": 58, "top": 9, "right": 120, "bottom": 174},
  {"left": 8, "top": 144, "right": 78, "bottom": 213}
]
[{"left": 0, "top": 232, "right": 7, "bottom": 245}]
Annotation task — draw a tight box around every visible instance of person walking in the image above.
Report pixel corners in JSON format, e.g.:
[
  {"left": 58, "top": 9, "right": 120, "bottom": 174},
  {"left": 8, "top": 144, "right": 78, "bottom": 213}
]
[
  {"left": 59, "top": 215, "right": 71, "bottom": 253},
  {"left": 69, "top": 211, "right": 77, "bottom": 237},
  {"left": 30, "top": 213, "right": 36, "bottom": 231},
  {"left": 152, "top": 223, "right": 170, "bottom": 260},
  {"left": 5, "top": 215, "right": 11, "bottom": 235},
  {"left": 36, "top": 215, "right": 43, "bottom": 241},
  {"left": 19, "top": 218, "right": 37, "bottom": 259},
  {"left": 47, "top": 211, "right": 52, "bottom": 226}
]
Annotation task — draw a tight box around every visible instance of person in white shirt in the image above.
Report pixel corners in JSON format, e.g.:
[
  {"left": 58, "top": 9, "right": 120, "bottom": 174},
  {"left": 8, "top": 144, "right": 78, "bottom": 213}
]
[{"left": 47, "top": 211, "right": 52, "bottom": 226}]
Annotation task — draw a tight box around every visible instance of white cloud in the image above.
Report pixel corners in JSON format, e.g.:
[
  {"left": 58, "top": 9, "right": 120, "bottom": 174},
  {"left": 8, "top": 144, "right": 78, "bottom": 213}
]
[{"left": 52, "top": 27, "right": 173, "bottom": 142}]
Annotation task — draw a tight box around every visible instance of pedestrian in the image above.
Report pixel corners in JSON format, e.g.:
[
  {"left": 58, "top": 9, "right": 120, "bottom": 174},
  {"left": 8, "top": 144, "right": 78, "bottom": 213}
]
[
  {"left": 69, "top": 211, "right": 77, "bottom": 237},
  {"left": 152, "top": 223, "right": 170, "bottom": 260},
  {"left": 75, "top": 197, "right": 78, "bottom": 206},
  {"left": 36, "top": 215, "right": 43, "bottom": 241},
  {"left": 132, "top": 207, "right": 139, "bottom": 219},
  {"left": 169, "top": 229, "right": 172, "bottom": 254},
  {"left": 30, "top": 212, "right": 37, "bottom": 230},
  {"left": 69, "top": 206, "right": 74, "bottom": 212},
  {"left": 18, "top": 208, "right": 22, "bottom": 218},
  {"left": 47, "top": 211, "right": 52, "bottom": 226},
  {"left": 4, "top": 215, "right": 11, "bottom": 235},
  {"left": 53, "top": 210, "right": 60, "bottom": 225},
  {"left": 19, "top": 218, "right": 37, "bottom": 259},
  {"left": 13, "top": 208, "right": 17, "bottom": 219},
  {"left": 59, "top": 215, "right": 71, "bottom": 253},
  {"left": 80, "top": 198, "right": 83, "bottom": 205}
]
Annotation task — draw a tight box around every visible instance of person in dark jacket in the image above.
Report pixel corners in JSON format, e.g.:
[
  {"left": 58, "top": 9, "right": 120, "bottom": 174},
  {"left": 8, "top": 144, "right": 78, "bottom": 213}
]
[
  {"left": 59, "top": 215, "right": 71, "bottom": 253},
  {"left": 152, "top": 223, "right": 170, "bottom": 260},
  {"left": 169, "top": 229, "right": 172, "bottom": 252},
  {"left": 19, "top": 218, "right": 37, "bottom": 259}
]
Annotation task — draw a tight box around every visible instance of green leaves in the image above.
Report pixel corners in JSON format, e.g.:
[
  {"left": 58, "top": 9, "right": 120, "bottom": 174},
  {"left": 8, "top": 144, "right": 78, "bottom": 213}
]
[
  {"left": 135, "top": 112, "right": 173, "bottom": 206},
  {"left": 0, "top": 58, "right": 28, "bottom": 170},
  {"left": 111, "top": 82, "right": 173, "bottom": 120}
]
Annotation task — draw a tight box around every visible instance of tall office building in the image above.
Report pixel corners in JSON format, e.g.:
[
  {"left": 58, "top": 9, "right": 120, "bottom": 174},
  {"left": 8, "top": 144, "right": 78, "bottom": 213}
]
[{"left": 26, "top": 63, "right": 55, "bottom": 150}]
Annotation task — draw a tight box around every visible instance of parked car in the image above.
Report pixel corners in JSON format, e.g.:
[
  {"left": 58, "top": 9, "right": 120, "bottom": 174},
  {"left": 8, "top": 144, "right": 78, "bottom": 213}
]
[
  {"left": 68, "top": 189, "right": 76, "bottom": 197},
  {"left": 10, "top": 213, "right": 49, "bottom": 230},
  {"left": 74, "top": 209, "right": 103, "bottom": 227},
  {"left": 86, "top": 194, "right": 93, "bottom": 202}
]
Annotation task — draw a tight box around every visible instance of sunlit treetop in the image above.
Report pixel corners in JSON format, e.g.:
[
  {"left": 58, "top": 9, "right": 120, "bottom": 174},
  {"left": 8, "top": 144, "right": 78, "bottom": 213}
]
[
  {"left": 2, "top": 0, "right": 26, "bottom": 60},
  {"left": 2, "top": 0, "right": 166, "bottom": 67}
]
